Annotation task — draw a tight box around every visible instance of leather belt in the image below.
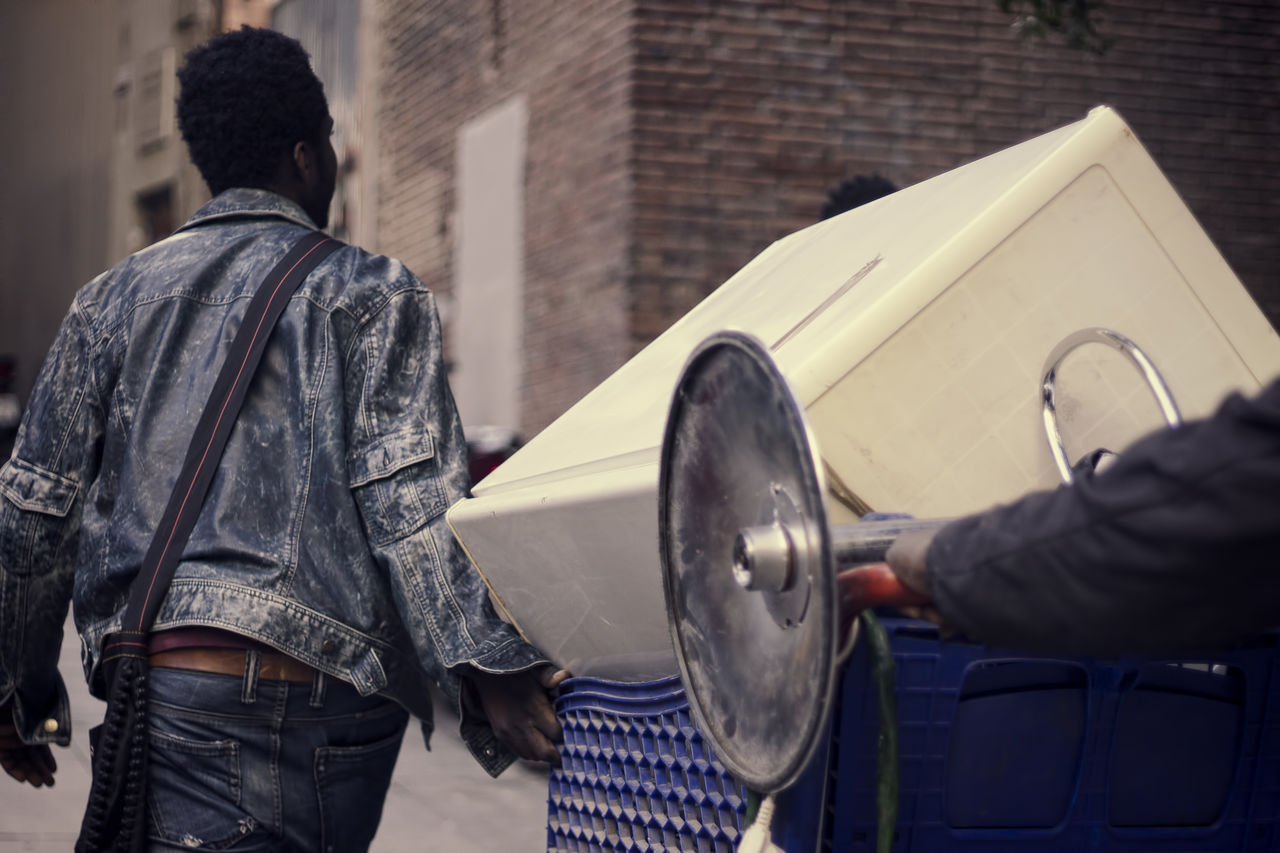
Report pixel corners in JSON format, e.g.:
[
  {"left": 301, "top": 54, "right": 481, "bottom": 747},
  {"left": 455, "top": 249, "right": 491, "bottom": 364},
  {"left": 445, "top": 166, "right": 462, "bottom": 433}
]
[{"left": 150, "top": 647, "right": 317, "bottom": 684}]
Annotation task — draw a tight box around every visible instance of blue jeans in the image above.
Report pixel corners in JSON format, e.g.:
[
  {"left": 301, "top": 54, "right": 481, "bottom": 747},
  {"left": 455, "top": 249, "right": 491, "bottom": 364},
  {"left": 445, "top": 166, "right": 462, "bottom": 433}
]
[{"left": 146, "top": 662, "right": 410, "bottom": 851}]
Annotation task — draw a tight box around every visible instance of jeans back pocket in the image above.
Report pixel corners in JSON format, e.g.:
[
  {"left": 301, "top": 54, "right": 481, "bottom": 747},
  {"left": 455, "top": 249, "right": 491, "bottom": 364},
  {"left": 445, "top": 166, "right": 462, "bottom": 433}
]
[
  {"left": 315, "top": 725, "right": 405, "bottom": 852},
  {"left": 148, "top": 725, "right": 257, "bottom": 849}
]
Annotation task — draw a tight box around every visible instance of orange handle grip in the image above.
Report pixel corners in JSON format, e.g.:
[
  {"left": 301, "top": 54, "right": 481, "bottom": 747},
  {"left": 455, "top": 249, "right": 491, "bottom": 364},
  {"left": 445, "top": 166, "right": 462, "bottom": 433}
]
[{"left": 837, "top": 562, "right": 931, "bottom": 611}]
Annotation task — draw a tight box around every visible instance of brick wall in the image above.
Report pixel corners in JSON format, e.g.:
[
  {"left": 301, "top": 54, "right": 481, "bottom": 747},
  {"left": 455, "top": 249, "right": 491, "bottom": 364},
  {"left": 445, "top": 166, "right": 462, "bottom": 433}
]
[
  {"left": 375, "top": 0, "right": 1277, "bottom": 437},
  {"left": 631, "top": 0, "right": 1280, "bottom": 353},
  {"left": 374, "top": 0, "right": 633, "bottom": 436}
]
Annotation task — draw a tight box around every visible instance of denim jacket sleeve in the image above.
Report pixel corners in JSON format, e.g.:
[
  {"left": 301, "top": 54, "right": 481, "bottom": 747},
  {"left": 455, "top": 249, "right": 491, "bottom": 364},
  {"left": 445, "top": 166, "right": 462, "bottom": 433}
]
[
  {"left": 343, "top": 276, "right": 548, "bottom": 775},
  {"left": 0, "top": 301, "right": 101, "bottom": 747}
]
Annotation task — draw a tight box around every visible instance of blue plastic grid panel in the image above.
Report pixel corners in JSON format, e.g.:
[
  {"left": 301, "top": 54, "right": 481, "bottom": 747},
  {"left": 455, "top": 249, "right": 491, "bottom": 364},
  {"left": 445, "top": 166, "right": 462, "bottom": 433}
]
[
  {"left": 828, "top": 617, "right": 1280, "bottom": 851},
  {"left": 547, "top": 675, "right": 749, "bottom": 853}
]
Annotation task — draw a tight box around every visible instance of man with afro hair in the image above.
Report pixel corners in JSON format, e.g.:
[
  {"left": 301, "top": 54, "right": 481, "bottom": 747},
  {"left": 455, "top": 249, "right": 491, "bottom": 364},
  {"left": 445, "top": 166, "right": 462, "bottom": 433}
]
[
  {"left": 819, "top": 173, "right": 898, "bottom": 220},
  {"left": 0, "top": 25, "right": 563, "bottom": 850}
]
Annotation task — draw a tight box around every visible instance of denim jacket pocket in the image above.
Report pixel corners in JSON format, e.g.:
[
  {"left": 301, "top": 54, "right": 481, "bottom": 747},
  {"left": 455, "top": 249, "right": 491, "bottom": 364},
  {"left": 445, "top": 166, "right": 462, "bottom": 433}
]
[
  {"left": 0, "top": 458, "right": 80, "bottom": 576},
  {"left": 348, "top": 429, "right": 447, "bottom": 545},
  {"left": 0, "top": 458, "right": 79, "bottom": 516}
]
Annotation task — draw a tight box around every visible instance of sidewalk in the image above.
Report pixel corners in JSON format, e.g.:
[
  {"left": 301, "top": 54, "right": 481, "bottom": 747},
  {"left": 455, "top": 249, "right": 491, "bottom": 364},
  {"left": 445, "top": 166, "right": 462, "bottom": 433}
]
[{"left": 0, "top": 619, "right": 551, "bottom": 851}]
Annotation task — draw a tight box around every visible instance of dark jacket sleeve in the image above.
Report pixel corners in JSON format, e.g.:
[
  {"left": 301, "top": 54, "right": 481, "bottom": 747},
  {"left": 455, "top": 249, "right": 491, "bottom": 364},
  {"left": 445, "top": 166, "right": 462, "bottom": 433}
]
[
  {"left": 926, "top": 377, "right": 1280, "bottom": 657},
  {"left": 0, "top": 302, "right": 101, "bottom": 745}
]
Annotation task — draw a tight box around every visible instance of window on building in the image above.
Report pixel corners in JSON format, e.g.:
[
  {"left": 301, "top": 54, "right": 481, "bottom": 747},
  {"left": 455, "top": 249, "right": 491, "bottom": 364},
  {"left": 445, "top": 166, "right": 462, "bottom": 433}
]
[{"left": 136, "top": 184, "right": 175, "bottom": 246}]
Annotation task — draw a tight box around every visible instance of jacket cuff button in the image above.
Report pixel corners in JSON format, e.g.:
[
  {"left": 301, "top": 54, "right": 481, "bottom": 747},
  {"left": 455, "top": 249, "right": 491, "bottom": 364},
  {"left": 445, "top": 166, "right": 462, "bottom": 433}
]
[{"left": 43, "top": 718, "right": 59, "bottom": 734}]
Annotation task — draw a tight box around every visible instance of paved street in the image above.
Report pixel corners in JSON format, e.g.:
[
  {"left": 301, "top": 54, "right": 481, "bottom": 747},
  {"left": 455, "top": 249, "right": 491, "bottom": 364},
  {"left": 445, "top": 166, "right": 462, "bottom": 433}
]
[{"left": 0, "top": 619, "right": 551, "bottom": 851}]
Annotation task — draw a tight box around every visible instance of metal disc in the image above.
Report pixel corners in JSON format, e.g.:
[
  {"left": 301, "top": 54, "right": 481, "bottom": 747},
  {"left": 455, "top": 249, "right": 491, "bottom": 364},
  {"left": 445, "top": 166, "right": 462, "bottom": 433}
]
[{"left": 658, "top": 330, "right": 835, "bottom": 793}]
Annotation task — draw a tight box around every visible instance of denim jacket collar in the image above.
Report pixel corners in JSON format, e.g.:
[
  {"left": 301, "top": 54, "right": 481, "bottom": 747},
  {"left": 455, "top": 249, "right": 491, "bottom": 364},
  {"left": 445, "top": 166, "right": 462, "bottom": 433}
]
[{"left": 176, "top": 188, "right": 320, "bottom": 233}]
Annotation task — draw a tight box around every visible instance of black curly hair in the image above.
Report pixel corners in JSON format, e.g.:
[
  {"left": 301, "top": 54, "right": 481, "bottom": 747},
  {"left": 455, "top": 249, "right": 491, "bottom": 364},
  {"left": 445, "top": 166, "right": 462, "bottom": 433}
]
[
  {"left": 820, "top": 174, "right": 899, "bottom": 220},
  {"left": 177, "top": 27, "right": 330, "bottom": 196}
]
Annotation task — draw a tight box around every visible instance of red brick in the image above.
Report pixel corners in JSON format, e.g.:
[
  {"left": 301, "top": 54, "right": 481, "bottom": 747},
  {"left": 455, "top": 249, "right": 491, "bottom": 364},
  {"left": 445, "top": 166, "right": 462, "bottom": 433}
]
[{"left": 375, "top": 0, "right": 1279, "bottom": 435}]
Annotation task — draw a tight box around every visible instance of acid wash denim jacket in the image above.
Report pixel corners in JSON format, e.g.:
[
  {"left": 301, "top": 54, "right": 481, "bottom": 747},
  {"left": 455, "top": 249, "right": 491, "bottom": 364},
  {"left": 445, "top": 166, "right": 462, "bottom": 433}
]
[{"left": 0, "top": 189, "right": 546, "bottom": 776}]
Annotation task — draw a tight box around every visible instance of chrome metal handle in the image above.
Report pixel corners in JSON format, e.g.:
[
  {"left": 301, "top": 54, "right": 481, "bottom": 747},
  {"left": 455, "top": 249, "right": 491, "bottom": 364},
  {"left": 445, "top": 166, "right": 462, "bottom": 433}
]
[
  {"left": 1041, "top": 327, "right": 1181, "bottom": 484},
  {"left": 733, "top": 517, "right": 949, "bottom": 591}
]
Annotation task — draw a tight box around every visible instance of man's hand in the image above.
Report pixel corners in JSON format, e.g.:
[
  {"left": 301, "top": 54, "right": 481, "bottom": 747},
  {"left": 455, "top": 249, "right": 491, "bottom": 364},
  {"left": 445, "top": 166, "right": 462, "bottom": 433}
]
[
  {"left": 0, "top": 702, "right": 57, "bottom": 788},
  {"left": 885, "top": 527, "right": 949, "bottom": 628},
  {"left": 468, "top": 666, "right": 569, "bottom": 766}
]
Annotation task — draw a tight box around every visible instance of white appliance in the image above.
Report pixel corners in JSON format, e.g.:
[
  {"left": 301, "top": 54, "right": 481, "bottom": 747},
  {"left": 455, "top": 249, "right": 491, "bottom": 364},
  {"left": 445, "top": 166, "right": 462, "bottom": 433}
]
[{"left": 447, "top": 106, "right": 1280, "bottom": 680}]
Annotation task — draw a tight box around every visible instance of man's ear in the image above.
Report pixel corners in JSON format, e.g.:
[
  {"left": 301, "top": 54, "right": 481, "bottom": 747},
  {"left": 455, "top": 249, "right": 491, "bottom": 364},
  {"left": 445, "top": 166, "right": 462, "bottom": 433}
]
[{"left": 291, "top": 140, "right": 315, "bottom": 184}]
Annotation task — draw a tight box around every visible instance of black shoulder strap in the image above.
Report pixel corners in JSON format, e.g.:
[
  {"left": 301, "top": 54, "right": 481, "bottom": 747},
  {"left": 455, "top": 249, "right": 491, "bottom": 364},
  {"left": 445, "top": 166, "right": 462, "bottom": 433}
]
[{"left": 105, "top": 231, "right": 341, "bottom": 659}]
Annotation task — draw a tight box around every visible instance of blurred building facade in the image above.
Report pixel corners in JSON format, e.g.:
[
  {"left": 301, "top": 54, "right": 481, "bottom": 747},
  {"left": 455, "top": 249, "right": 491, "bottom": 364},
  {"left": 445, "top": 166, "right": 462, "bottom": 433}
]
[
  {"left": 0, "top": 0, "right": 369, "bottom": 404},
  {"left": 2, "top": 0, "right": 1277, "bottom": 441}
]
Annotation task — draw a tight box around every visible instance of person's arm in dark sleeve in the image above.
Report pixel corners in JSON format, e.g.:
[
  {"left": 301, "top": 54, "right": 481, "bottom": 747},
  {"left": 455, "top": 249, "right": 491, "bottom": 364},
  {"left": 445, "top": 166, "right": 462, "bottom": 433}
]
[{"left": 890, "top": 378, "right": 1280, "bottom": 657}]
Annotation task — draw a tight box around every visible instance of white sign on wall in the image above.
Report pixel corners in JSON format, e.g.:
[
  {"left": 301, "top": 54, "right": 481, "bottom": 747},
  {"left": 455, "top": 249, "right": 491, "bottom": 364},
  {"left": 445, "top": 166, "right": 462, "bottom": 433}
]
[{"left": 453, "top": 95, "right": 527, "bottom": 433}]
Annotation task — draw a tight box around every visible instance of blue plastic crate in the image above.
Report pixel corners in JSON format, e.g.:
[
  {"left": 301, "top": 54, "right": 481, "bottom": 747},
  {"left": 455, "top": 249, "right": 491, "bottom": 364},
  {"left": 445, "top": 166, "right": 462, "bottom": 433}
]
[
  {"left": 547, "top": 675, "right": 750, "bottom": 852},
  {"left": 549, "top": 621, "right": 1280, "bottom": 851},
  {"left": 829, "top": 617, "right": 1280, "bottom": 851}
]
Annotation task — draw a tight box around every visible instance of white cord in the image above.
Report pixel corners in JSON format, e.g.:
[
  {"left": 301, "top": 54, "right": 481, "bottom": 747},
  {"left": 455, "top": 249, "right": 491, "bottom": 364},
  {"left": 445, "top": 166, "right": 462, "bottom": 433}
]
[{"left": 737, "top": 793, "right": 785, "bottom": 853}]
